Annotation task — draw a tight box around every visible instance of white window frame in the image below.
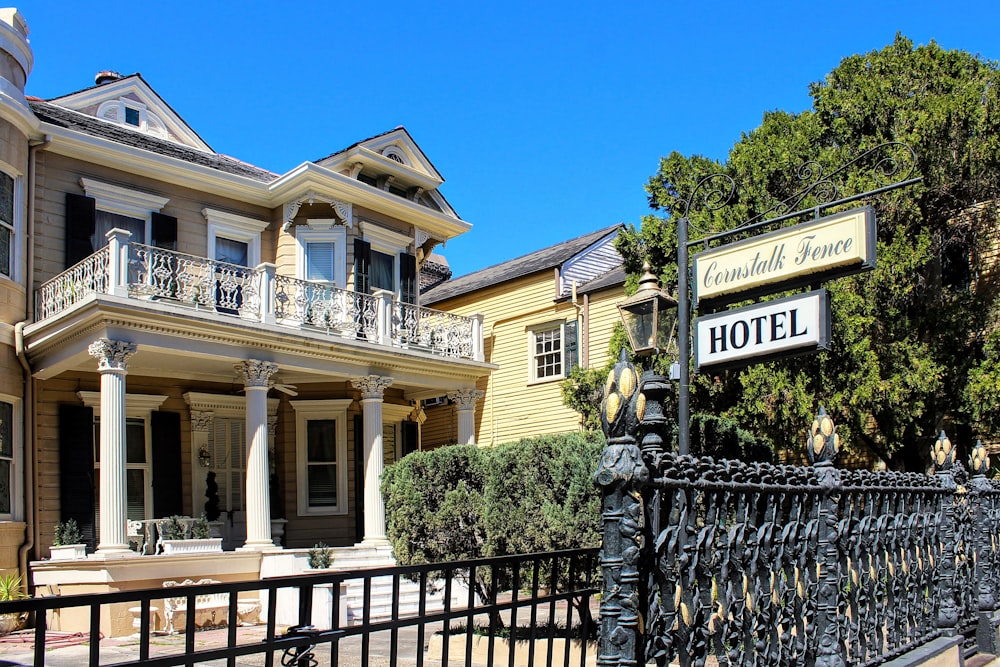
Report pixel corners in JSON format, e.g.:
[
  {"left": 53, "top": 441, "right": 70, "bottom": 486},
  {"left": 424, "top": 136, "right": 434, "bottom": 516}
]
[
  {"left": 79, "top": 178, "right": 170, "bottom": 248},
  {"left": 0, "top": 161, "right": 23, "bottom": 283},
  {"left": 78, "top": 391, "right": 168, "bottom": 521},
  {"left": 0, "top": 393, "right": 23, "bottom": 521},
  {"left": 295, "top": 219, "right": 347, "bottom": 287},
  {"left": 527, "top": 321, "right": 568, "bottom": 384},
  {"left": 382, "top": 403, "right": 414, "bottom": 462},
  {"left": 203, "top": 208, "right": 268, "bottom": 268},
  {"left": 291, "top": 399, "right": 352, "bottom": 516},
  {"left": 360, "top": 221, "right": 412, "bottom": 298}
]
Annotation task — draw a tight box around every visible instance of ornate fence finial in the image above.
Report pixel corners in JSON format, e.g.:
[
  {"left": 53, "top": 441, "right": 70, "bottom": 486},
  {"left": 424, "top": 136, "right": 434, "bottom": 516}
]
[
  {"left": 807, "top": 406, "right": 840, "bottom": 467},
  {"left": 932, "top": 430, "right": 956, "bottom": 473},
  {"left": 601, "top": 348, "right": 641, "bottom": 444},
  {"left": 970, "top": 439, "right": 990, "bottom": 478}
]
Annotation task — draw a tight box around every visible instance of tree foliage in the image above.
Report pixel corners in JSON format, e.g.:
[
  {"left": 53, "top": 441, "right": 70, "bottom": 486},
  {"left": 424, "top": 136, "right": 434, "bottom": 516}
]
[{"left": 618, "top": 36, "right": 1000, "bottom": 470}]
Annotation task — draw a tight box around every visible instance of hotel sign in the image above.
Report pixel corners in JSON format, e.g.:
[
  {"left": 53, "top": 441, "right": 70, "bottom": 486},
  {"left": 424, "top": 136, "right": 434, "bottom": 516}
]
[
  {"left": 694, "top": 290, "right": 831, "bottom": 371},
  {"left": 692, "top": 207, "right": 875, "bottom": 306}
]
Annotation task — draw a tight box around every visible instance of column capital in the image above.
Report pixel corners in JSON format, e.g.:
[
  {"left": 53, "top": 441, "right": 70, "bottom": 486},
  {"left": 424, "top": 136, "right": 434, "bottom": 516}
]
[
  {"left": 448, "top": 389, "right": 484, "bottom": 411},
  {"left": 88, "top": 339, "right": 137, "bottom": 372},
  {"left": 191, "top": 411, "right": 214, "bottom": 432},
  {"left": 236, "top": 360, "right": 279, "bottom": 388},
  {"left": 352, "top": 375, "right": 394, "bottom": 400}
]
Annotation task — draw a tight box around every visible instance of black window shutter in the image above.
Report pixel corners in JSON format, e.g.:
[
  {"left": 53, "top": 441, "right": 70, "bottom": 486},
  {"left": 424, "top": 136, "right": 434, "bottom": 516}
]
[
  {"left": 65, "top": 193, "right": 96, "bottom": 268},
  {"left": 400, "top": 253, "right": 417, "bottom": 304},
  {"left": 564, "top": 320, "right": 579, "bottom": 377},
  {"left": 354, "top": 239, "right": 371, "bottom": 294},
  {"left": 59, "top": 403, "right": 96, "bottom": 551},
  {"left": 401, "top": 420, "right": 419, "bottom": 456},
  {"left": 353, "top": 414, "right": 365, "bottom": 543},
  {"left": 151, "top": 411, "right": 182, "bottom": 517},
  {"left": 151, "top": 212, "right": 177, "bottom": 250}
]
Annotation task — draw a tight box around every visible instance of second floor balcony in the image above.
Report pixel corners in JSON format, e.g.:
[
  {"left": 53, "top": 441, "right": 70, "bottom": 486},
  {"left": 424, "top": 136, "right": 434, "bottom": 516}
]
[{"left": 34, "top": 230, "right": 485, "bottom": 363}]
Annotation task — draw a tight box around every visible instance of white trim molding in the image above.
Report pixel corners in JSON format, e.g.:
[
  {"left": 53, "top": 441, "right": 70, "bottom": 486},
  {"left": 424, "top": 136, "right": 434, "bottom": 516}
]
[
  {"left": 203, "top": 208, "right": 269, "bottom": 268},
  {"left": 290, "top": 399, "right": 352, "bottom": 517},
  {"left": 80, "top": 178, "right": 170, "bottom": 219},
  {"left": 295, "top": 222, "right": 347, "bottom": 288}
]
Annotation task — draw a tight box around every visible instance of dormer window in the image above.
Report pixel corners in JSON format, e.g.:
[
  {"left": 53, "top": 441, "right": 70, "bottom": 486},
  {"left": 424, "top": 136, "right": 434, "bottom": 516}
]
[
  {"left": 96, "top": 98, "right": 168, "bottom": 139},
  {"left": 381, "top": 147, "right": 407, "bottom": 165}
]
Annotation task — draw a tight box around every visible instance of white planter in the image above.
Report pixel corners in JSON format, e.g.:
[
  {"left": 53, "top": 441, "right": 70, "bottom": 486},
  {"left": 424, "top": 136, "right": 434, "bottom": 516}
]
[
  {"left": 50, "top": 544, "right": 86, "bottom": 561},
  {"left": 161, "top": 538, "right": 223, "bottom": 555}
]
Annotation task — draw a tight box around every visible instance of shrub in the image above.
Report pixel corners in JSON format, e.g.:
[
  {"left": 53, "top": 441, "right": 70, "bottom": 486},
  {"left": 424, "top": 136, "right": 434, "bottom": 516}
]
[
  {"left": 53, "top": 518, "right": 83, "bottom": 546},
  {"left": 308, "top": 543, "right": 333, "bottom": 569},
  {"left": 191, "top": 515, "right": 210, "bottom": 539},
  {"left": 159, "top": 516, "right": 188, "bottom": 540}
]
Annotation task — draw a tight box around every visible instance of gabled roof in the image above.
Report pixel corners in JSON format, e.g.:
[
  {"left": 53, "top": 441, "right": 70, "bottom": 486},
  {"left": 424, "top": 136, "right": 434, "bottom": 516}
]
[
  {"left": 47, "top": 73, "right": 213, "bottom": 152},
  {"left": 314, "top": 126, "right": 443, "bottom": 182},
  {"left": 423, "top": 224, "right": 623, "bottom": 305},
  {"left": 574, "top": 265, "right": 626, "bottom": 296},
  {"left": 29, "top": 99, "right": 279, "bottom": 183}
]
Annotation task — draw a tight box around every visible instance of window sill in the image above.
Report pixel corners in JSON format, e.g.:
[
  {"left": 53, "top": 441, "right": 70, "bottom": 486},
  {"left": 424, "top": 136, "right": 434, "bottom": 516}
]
[
  {"left": 526, "top": 376, "right": 566, "bottom": 387},
  {"left": 298, "top": 506, "right": 348, "bottom": 517}
]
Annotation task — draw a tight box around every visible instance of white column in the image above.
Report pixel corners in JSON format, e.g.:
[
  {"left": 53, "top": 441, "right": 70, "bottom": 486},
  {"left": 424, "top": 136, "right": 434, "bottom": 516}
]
[
  {"left": 236, "top": 359, "right": 278, "bottom": 550},
  {"left": 88, "top": 338, "right": 137, "bottom": 555},
  {"left": 351, "top": 375, "right": 394, "bottom": 544},
  {"left": 105, "top": 228, "right": 132, "bottom": 297},
  {"left": 448, "top": 389, "right": 484, "bottom": 445}
]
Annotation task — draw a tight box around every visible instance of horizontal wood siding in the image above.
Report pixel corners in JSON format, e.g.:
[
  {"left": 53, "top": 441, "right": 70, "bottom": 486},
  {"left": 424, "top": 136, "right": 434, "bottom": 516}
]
[
  {"left": 431, "top": 272, "right": 584, "bottom": 445},
  {"left": 561, "top": 235, "right": 621, "bottom": 296},
  {"left": 32, "top": 152, "right": 275, "bottom": 289},
  {"left": 586, "top": 287, "right": 624, "bottom": 369},
  {"left": 421, "top": 404, "right": 456, "bottom": 449}
]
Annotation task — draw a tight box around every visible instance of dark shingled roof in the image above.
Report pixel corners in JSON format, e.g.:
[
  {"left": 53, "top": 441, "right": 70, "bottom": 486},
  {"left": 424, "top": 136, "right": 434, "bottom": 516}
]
[
  {"left": 575, "top": 265, "right": 626, "bottom": 296},
  {"left": 30, "top": 99, "right": 279, "bottom": 183},
  {"left": 422, "top": 224, "right": 622, "bottom": 305}
]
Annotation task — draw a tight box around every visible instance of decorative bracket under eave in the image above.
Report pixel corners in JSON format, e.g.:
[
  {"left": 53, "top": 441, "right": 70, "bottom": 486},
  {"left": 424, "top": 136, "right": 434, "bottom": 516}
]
[{"left": 281, "top": 191, "right": 353, "bottom": 231}]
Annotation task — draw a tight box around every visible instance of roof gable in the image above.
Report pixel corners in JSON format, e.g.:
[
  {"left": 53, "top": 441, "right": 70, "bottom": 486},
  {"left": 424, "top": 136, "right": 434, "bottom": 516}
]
[
  {"left": 315, "top": 127, "right": 444, "bottom": 190},
  {"left": 47, "top": 73, "right": 212, "bottom": 152}
]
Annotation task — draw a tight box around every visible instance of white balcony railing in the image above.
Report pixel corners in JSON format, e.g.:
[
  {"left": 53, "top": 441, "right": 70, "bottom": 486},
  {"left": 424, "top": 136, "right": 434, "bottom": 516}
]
[{"left": 34, "top": 230, "right": 485, "bottom": 362}]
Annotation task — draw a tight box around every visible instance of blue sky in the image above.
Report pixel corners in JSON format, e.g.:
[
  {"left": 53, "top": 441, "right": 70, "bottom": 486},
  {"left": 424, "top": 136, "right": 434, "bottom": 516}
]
[{"left": 15, "top": 1, "right": 1000, "bottom": 278}]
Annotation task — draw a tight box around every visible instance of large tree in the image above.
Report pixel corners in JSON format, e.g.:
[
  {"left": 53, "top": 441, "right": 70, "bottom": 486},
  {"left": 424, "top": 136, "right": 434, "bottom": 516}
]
[{"left": 618, "top": 36, "right": 1000, "bottom": 470}]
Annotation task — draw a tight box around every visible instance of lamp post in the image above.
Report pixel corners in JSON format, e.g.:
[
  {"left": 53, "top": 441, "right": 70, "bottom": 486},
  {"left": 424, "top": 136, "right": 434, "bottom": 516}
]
[{"left": 617, "top": 263, "right": 686, "bottom": 455}]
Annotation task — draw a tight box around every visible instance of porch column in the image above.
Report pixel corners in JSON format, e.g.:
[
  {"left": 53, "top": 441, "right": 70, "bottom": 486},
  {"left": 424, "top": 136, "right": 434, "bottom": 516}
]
[
  {"left": 236, "top": 360, "right": 278, "bottom": 550},
  {"left": 351, "top": 375, "right": 394, "bottom": 544},
  {"left": 88, "top": 338, "right": 137, "bottom": 555},
  {"left": 448, "top": 389, "right": 484, "bottom": 445}
]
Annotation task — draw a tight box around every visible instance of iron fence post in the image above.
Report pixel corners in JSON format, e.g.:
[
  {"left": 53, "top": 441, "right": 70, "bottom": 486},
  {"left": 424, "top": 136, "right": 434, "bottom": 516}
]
[
  {"left": 596, "top": 350, "right": 647, "bottom": 667},
  {"left": 808, "top": 407, "right": 846, "bottom": 667},
  {"left": 932, "top": 431, "right": 960, "bottom": 635},
  {"left": 969, "top": 440, "right": 1000, "bottom": 654}
]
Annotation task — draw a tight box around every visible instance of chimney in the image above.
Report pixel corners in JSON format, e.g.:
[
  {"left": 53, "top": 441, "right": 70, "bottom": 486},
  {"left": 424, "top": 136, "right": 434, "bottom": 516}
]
[{"left": 95, "top": 70, "right": 122, "bottom": 86}]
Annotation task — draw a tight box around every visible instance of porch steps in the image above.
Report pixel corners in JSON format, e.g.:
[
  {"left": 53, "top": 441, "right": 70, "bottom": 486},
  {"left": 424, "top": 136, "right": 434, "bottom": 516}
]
[{"left": 329, "top": 545, "right": 464, "bottom": 624}]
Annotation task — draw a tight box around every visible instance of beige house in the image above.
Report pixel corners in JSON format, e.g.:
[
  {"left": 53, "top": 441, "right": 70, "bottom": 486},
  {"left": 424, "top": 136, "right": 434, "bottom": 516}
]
[
  {"left": 421, "top": 225, "right": 625, "bottom": 447},
  {"left": 0, "top": 7, "right": 493, "bottom": 619}
]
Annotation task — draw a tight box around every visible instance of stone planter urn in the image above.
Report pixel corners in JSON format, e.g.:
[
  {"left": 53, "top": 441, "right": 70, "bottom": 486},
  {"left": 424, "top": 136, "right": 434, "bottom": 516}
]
[
  {"left": 49, "top": 544, "right": 87, "bottom": 561},
  {"left": 161, "top": 538, "right": 223, "bottom": 555}
]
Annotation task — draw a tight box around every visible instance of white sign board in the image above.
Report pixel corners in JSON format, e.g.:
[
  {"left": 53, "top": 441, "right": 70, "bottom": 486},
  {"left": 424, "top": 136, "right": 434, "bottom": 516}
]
[
  {"left": 694, "top": 290, "right": 831, "bottom": 370},
  {"left": 692, "top": 207, "right": 875, "bottom": 306}
]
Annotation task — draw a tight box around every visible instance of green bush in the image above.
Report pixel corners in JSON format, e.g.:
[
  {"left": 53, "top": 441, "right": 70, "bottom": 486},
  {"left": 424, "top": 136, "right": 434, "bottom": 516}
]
[{"left": 382, "top": 432, "right": 603, "bottom": 617}]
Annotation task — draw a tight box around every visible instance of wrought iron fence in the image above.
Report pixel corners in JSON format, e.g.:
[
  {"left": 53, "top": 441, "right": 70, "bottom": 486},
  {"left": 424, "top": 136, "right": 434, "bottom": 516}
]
[
  {"left": 35, "top": 247, "right": 109, "bottom": 319},
  {"left": 595, "top": 352, "right": 1000, "bottom": 667},
  {"left": 0, "top": 549, "right": 597, "bottom": 667},
  {"left": 393, "top": 302, "right": 476, "bottom": 359}
]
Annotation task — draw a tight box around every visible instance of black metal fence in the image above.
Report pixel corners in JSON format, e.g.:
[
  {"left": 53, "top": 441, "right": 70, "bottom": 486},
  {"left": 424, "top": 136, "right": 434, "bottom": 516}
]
[
  {"left": 596, "top": 350, "right": 1000, "bottom": 667},
  {"left": 0, "top": 548, "right": 598, "bottom": 667}
]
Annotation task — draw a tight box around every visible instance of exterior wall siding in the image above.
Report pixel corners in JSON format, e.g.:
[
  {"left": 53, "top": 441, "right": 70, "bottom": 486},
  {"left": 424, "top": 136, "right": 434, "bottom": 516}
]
[{"left": 585, "top": 287, "right": 624, "bottom": 369}]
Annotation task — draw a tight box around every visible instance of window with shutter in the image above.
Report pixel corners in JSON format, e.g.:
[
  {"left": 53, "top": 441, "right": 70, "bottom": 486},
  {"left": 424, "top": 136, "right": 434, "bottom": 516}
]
[{"left": 528, "top": 319, "right": 580, "bottom": 383}]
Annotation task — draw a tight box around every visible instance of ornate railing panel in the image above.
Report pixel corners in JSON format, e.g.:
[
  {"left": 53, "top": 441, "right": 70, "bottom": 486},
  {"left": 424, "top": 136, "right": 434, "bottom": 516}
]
[
  {"left": 34, "top": 244, "right": 483, "bottom": 361},
  {"left": 596, "top": 353, "right": 1000, "bottom": 667},
  {"left": 393, "top": 302, "right": 475, "bottom": 359},
  {"left": 35, "top": 247, "right": 109, "bottom": 319}
]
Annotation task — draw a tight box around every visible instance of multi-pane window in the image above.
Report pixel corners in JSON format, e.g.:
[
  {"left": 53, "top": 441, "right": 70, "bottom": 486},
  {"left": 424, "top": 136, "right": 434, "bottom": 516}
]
[
  {"left": 532, "top": 327, "right": 563, "bottom": 380},
  {"left": 292, "top": 399, "right": 350, "bottom": 516},
  {"left": 306, "top": 420, "right": 338, "bottom": 507},
  {"left": 0, "top": 401, "right": 12, "bottom": 515},
  {"left": 94, "top": 417, "right": 150, "bottom": 522},
  {"left": 0, "top": 172, "right": 13, "bottom": 278}
]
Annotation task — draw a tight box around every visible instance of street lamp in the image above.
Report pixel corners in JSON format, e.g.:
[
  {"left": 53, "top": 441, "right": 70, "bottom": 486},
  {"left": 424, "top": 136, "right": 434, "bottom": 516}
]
[{"left": 617, "top": 264, "right": 678, "bottom": 358}]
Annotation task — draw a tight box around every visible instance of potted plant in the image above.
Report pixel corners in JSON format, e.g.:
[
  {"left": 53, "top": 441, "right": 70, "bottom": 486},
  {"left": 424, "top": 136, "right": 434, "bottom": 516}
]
[
  {"left": 159, "top": 515, "right": 223, "bottom": 555},
  {"left": 307, "top": 543, "right": 333, "bottom": 570},
  {"left": 51, "top": 518, "right": 86, "bottom": 560},
  {"left": 0, "top": 573, "right": 27, "bottom": 634}
]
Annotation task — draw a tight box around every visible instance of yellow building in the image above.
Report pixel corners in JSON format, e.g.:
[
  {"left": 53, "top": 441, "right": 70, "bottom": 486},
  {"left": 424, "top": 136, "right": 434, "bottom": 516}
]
[
  {"left": 421, "top": 225, "right": 625, "bottom": 446},
  {"left": 0, "top": 8, "right": 494, "bottom": 618}
]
